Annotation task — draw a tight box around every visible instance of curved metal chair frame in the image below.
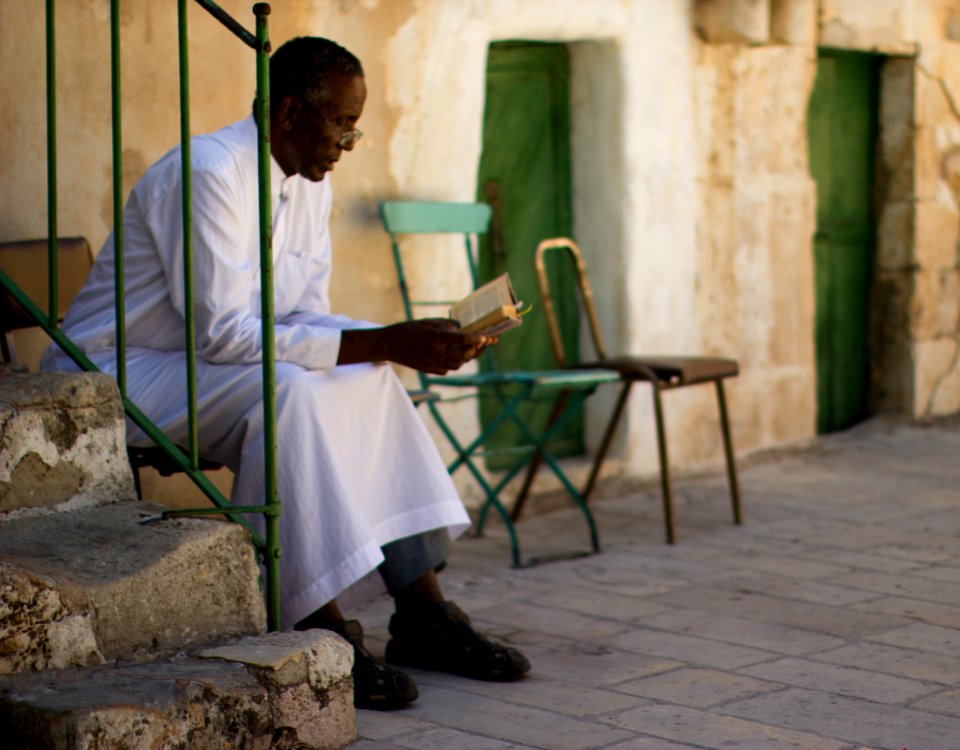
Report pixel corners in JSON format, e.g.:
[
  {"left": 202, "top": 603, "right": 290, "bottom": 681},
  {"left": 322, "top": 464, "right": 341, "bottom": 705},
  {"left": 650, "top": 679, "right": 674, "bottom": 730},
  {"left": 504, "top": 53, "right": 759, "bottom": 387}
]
[{"left": 534, "top": 237, "right": 743, "bottom": 544}]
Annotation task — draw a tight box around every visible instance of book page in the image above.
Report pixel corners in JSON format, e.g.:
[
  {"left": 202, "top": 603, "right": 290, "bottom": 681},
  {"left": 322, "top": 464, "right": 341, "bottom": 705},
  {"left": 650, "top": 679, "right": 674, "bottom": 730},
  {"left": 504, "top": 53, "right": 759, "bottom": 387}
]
[{"left": 449, "top": 273, "right": 516, "bottom": 328}]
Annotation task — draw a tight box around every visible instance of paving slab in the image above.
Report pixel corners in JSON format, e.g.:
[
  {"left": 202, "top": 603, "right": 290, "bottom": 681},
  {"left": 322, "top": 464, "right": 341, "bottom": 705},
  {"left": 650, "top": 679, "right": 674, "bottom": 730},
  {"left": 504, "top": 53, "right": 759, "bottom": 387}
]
[{"left": 346, "top": 417, "right": 960, "bottom": 750}]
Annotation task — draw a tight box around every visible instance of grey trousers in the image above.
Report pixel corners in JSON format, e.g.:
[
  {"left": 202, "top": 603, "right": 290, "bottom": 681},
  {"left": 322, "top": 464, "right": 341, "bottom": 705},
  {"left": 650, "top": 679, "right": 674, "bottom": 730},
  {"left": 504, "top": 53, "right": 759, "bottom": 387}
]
[{"left": 377, "top": 528, "right": 452, "bottom": 595}]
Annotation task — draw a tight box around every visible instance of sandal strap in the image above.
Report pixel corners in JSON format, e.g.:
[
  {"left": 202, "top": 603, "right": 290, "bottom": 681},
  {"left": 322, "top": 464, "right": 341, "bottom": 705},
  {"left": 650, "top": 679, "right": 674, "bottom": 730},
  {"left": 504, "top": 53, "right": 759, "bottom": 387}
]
[{"left": 386, "top": 600, "right": 530, "bottom": 681}]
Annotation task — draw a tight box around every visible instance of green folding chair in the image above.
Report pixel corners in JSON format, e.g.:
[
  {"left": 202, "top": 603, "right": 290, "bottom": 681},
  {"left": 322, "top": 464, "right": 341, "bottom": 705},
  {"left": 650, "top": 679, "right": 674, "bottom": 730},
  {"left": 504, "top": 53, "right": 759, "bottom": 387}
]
[{"left": 380, "top": 201, "right": 618, "bottom": 566}]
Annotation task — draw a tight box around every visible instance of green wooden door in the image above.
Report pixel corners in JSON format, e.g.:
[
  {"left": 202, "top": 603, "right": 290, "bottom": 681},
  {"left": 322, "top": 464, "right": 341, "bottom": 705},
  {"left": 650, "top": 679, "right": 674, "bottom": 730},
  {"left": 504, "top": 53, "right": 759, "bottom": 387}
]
[
  {"left": 807, "top": 50, "right": 879, "bottom": 433},
  {"left": 476, "top": 41, "right": 581, "bottom": 465}
]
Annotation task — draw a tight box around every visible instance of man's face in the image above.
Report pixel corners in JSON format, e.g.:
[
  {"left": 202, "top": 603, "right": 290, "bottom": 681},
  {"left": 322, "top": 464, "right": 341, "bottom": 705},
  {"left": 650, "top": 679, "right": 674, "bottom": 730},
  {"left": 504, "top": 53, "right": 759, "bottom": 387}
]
[{"left": 279, "top": 72, "right": 366, "bottom": 182}]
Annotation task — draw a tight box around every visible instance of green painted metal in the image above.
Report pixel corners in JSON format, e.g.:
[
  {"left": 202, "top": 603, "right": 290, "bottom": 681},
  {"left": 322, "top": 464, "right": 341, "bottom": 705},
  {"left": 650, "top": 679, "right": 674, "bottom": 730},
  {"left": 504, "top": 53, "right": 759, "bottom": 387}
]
[
  {"left": 254, "top": 2, "right": 281, "bottom": 632},
  {"left": 381, "top": 200, "right": 616, "bottom": 566},
  {"left": 476, "top": 42, "right": 580, "bottom": 466},
  {"left": 807, "top": 50, "right": 879, "bottom": 433},
  {"left": 195, "top": 0, "right": 258, "bottom": 49},
  {"left": 381, "top": 201, "right": 492, "bottom": 317},
  {"left": 34, "top": 0, "right": 280, "bottom": 630},
  {"left": 45, "top": 0, "right": 58, "bottom": 328},
  {"left": 380, "top": 201, "right": 492, "bottom": 236},
  {"left": 177, "top": 0, "right": 200, "bottom": 469},
  {"left": 110, "top": 0, "right": 126, "bottom": 395}
]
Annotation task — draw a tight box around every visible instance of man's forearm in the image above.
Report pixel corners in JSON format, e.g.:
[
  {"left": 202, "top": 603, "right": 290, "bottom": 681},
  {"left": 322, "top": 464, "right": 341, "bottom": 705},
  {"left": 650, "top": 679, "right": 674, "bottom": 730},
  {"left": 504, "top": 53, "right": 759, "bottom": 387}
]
[
  {"left": 335, "top": 319, "right": 491, "bottom": 375},
  {"left": 337, "top": 327, "right": 390, "bottom": 365}
]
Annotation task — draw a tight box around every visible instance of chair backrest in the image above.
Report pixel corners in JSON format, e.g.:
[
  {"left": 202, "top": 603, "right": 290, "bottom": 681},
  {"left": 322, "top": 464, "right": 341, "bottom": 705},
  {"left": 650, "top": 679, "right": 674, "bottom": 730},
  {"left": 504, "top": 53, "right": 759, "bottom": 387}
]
[
  {"left": 0, "top": 237, "right": 93, "bottom": 362},
  {"left": 534, "top": 237, "right": 608, "bottom": 367},
  {"left": 380, "top": 201, "right": 493, "bottom": 321}
]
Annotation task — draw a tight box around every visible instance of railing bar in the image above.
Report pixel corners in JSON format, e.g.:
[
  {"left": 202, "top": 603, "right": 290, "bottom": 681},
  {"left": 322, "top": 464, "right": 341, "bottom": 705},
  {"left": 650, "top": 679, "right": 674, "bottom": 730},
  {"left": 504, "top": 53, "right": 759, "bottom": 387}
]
[
  {"left": 193, "top": 0, "right": 257, "bottom": 49},
  {"left": 110, "top": 0, "right": 126, "bottom": 396},
  {"left": 254, "top": 3, "right": 280, "bottom": 632},
  {"left": 178, "top": 0, "right": 200, "bottom": 470},
  {"left": 45, "top": 0, "right": 57, "bottom": 327}
]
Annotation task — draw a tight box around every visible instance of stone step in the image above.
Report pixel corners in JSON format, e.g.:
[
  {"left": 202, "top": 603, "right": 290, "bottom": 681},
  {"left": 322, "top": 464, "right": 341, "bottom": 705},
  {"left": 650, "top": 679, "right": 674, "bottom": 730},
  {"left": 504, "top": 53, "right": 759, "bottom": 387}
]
[
  {"left": 0, "top": 501, "right": 265, "bottom": 673},
  {"left": 0, "top": 628, "right": 356, "bottom": 750},
  {"left": 0, "top": 371, "right": 135, "bottom": 516}
]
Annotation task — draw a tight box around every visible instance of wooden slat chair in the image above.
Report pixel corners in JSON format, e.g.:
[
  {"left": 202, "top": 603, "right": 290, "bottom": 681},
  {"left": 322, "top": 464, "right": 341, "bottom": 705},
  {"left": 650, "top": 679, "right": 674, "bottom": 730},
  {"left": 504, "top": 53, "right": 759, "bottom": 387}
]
[
  {"left": 0, "top": 237, "right": 222, "bottom": 499},
  {"left": 0, "top": 237, "right": 92, "bottom": 365},
  {"left": 381, "top": 201, "right": 619, "bottom": 566},
  {"left": 534, "top": 237, "right": 743, "bottom": 544}
]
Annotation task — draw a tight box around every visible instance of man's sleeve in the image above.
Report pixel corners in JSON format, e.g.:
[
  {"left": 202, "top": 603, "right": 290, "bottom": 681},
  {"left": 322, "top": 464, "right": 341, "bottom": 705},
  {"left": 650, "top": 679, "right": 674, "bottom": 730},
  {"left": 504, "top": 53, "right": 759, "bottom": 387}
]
[{"left": 145, "top": 166, "right": 349, "bottom": 370}]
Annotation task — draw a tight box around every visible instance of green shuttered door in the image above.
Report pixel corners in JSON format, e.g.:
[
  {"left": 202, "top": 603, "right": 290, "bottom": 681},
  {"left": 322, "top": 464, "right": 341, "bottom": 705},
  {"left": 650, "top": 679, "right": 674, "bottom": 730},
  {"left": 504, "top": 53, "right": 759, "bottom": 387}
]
[
  {"left": 476, "top": 41, "right": 582, "bottom": 465},
  {"left": 807, "top": 51, "right": 879, "bottom": 433}
]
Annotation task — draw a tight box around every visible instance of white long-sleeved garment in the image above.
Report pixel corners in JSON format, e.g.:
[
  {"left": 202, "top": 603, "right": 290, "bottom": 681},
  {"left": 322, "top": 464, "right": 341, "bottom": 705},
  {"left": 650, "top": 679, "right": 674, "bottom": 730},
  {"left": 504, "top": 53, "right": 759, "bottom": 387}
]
[{"left": 42, "top": 116, "right": 469, "bottom": 628}]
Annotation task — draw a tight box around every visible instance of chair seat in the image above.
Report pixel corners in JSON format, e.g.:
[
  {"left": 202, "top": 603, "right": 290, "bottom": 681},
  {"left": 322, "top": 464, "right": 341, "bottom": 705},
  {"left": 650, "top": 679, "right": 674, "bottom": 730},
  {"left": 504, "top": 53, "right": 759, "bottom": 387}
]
[
  {"left": 429, "top": 368, "right": 620, "bottom": 390},
  {"left": 128, "top": 446, "right": 224, "bottom": 478},
  {"left": 579, "top": 356, "right": 738, "bottom": 386}
]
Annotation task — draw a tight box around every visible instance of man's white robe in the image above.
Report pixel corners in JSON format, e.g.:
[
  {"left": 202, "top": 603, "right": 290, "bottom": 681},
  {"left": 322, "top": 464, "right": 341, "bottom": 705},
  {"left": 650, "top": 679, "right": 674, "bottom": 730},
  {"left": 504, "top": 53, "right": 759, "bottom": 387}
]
[{"left": 42, "top": 116, "right": 469, "bottom": 629}]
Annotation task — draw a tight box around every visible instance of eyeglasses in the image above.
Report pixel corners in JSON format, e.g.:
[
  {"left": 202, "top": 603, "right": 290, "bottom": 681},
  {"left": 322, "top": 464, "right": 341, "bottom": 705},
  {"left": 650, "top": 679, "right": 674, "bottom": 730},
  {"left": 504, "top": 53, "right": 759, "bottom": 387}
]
[{"left": 299, "top": 98, "right": 364, "bottom": 148}]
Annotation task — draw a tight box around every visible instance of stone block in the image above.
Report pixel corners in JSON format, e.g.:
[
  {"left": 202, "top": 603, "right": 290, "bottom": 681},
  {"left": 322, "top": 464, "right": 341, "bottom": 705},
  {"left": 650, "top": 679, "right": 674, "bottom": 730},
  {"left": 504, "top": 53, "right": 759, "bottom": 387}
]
[
  {"left": 768, "top": 178, "right": 816, "bottom": 367},
  {"left": 0, "top": 630, "right": 355, "bottom": 750},
  {"left": 910, "top": 268, "right": 945, "bottom": 340},
  {"left": 0, "top": 562, "right": 102, "bottom": 673},
  {"left": 695, "top": 0, "right": 770, "bottom": 45},
  {"left": 819, "top": 0, "right": 918, "bottom": 54},
  {"left": 916, "top": 57, "right": 955, "bottom": 127},
  {"left": 915, "top": 200, "right": 960, "bottom": 269},
  {"left": 940, "top": 269, "right": 960, "bottom": 336},
  {"left": 0, "top": 502, "right": 265, "bottom": 670},
  {"left": 915, "top": 125, "right": 942, "bottom": 201},
  {"left": 770, "top": 0, "right": 817, "bottom": 46},
  {"left": 767, "top": 368, "right": 816, "bottom": 445},
  {"left": 912, "top": 337, "right": 960, "bottom": 416},
  {"left": 0, "top": 372, "right": 135, "bottom": 516},
  {"left": 878, "top": 59, "right": 916, "bottom": 203},
  {"left": 876, "top": 200, "right": 914, "bottom": 271}
]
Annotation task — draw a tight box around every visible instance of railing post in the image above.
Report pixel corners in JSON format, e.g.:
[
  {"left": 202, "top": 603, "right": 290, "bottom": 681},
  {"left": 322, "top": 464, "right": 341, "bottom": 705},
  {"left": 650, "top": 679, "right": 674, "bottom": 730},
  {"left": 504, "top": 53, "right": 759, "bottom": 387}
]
[
  {"left": 110, "top": 0, "right": 126, "bottom": 395},
  {"left": 253, "top": 2, "right": 280, "bottom": 632},
  {"left": 178, "top": 0, "right": 201, "bottom": 470},
  {"left": 45, "top": 0, "right": 58, "bottom": 329}
]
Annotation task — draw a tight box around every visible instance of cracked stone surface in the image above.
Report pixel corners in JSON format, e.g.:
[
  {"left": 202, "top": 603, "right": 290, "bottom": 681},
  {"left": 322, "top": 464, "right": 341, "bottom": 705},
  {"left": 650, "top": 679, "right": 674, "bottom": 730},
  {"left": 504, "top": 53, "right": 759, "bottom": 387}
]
[
  {"left": 0, "top": 630, "right": 355, "bottom": 750},
  {"left": 0, "top": 371, "right": 135, "bottom": 515}
]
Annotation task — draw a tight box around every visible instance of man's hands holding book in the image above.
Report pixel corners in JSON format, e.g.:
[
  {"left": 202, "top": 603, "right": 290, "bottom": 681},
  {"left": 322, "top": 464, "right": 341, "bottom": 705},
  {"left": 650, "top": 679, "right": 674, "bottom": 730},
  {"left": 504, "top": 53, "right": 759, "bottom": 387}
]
[{"left": 339, "top": 318, "right": 496, "bottom": 375}]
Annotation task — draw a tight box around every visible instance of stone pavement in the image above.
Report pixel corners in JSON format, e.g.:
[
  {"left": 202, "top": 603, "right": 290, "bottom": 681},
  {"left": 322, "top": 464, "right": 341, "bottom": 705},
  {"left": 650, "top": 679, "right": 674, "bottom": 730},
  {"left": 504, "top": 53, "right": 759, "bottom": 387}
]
[{"left": 349, "top": 416, "right": 960, "bottom": 750}]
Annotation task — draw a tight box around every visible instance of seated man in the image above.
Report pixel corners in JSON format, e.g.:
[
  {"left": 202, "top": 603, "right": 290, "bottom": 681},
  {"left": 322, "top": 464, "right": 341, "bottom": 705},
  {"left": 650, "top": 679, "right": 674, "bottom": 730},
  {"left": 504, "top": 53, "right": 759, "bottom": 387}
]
[{"left": 42, "top": 36, "right": 529, "bottom": 710}]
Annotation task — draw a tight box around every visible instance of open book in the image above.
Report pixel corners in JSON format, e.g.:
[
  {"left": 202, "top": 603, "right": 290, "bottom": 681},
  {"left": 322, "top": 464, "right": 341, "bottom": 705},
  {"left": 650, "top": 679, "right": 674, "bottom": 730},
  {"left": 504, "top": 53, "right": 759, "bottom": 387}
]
[{"left": 450, "top": 273, "right": 524, "bottom": 336}]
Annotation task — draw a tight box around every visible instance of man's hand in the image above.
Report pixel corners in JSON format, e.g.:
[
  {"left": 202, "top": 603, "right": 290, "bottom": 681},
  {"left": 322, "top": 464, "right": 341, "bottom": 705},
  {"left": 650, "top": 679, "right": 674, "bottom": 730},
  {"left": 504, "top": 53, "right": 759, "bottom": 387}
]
[{"left": 338, "top": 319, "right": 497, "bottom": 374}]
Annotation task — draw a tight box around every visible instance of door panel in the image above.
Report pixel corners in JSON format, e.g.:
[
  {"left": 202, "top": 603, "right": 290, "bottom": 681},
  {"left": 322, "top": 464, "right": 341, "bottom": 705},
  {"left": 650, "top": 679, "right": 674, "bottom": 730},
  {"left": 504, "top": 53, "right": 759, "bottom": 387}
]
[
  {"left": 807, "top": 51, "right": 879, "bottom": 433},
  {"left": 476, "top": 42, "right": 581, "bottom": 464}
]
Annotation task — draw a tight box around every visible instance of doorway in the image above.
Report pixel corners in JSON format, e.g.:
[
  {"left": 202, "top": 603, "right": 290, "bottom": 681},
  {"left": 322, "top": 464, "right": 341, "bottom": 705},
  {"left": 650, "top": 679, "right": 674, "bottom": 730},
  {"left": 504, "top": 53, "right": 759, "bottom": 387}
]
[
  {"left": 475, "top": 41, "right": 582, "bottom": 466},
  {"left": 807, "top": 50, "right": 880, "bottom": 433}
]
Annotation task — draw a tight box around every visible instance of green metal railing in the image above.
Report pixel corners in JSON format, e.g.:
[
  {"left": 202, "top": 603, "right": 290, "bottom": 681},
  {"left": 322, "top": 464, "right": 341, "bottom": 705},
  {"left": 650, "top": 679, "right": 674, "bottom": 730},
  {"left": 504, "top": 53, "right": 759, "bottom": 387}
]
[{"left": 0, "top": 1, "right": 282, "bottom": 630}]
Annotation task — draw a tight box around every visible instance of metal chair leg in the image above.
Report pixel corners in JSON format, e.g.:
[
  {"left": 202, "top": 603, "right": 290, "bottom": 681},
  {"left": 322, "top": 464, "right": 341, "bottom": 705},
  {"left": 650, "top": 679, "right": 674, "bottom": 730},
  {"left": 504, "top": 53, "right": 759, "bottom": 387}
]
[
  {"left": 510, "top": 392, "right": 568, "bottom": 522},
  {"left": 651, "top": 382, "right": 676, "bottom": 544},
  {"left": 582, "top": 380, "right": 632, "bottom": 503},
  {"left": 715, "top": 379, "right": 742, "bottom": 525}
]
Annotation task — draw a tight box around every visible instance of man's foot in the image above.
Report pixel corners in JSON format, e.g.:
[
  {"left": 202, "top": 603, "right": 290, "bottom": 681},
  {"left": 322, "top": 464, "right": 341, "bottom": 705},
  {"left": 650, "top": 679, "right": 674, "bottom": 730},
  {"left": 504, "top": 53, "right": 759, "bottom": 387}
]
[
  {"left": 298, "top": 618, "right": 418, "bottom": 711},
  {"left": 385, "top": 600, "right": 530, "bottom": 681}
]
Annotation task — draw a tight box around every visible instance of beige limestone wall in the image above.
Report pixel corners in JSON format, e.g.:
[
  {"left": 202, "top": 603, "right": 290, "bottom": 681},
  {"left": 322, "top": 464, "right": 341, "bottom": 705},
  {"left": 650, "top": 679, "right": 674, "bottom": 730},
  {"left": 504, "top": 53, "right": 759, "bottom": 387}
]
[
  {"left": 4, "top": 0, "right": 960, "bottom": 509},
  {"left": 693, "top": 39, "right": 818, "bottom": 457}
]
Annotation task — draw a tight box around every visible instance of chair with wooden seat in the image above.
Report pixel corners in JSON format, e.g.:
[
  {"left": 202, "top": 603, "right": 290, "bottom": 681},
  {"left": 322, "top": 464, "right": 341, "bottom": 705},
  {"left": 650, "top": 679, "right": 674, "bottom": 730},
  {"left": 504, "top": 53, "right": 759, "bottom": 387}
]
[
  {"left": 0, "top": 237, "right": 225, "bottom": 499},
  {"left": 0, "top": 237, "right": 93, "bottom": 366},
  {"left": 534, "top": 237, "right": 743, "bottom": 544}
]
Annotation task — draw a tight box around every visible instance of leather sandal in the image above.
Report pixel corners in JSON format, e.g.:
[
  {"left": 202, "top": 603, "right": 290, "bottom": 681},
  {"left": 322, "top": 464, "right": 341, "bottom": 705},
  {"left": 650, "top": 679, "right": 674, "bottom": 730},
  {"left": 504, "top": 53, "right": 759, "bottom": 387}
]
[
  {"left": 385, "top": 600, "right": 530, "bottom": 682},
  {"left": 298, "top": 618, "right": 418, "bottom": 711}
]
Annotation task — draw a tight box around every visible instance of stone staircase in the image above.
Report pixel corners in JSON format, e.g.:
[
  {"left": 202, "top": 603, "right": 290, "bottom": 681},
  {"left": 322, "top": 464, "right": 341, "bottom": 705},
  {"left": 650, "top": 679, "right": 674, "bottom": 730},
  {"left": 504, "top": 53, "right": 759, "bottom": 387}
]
[{"left": 0, "top": 369, "right": 356, "bottom": 749}]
